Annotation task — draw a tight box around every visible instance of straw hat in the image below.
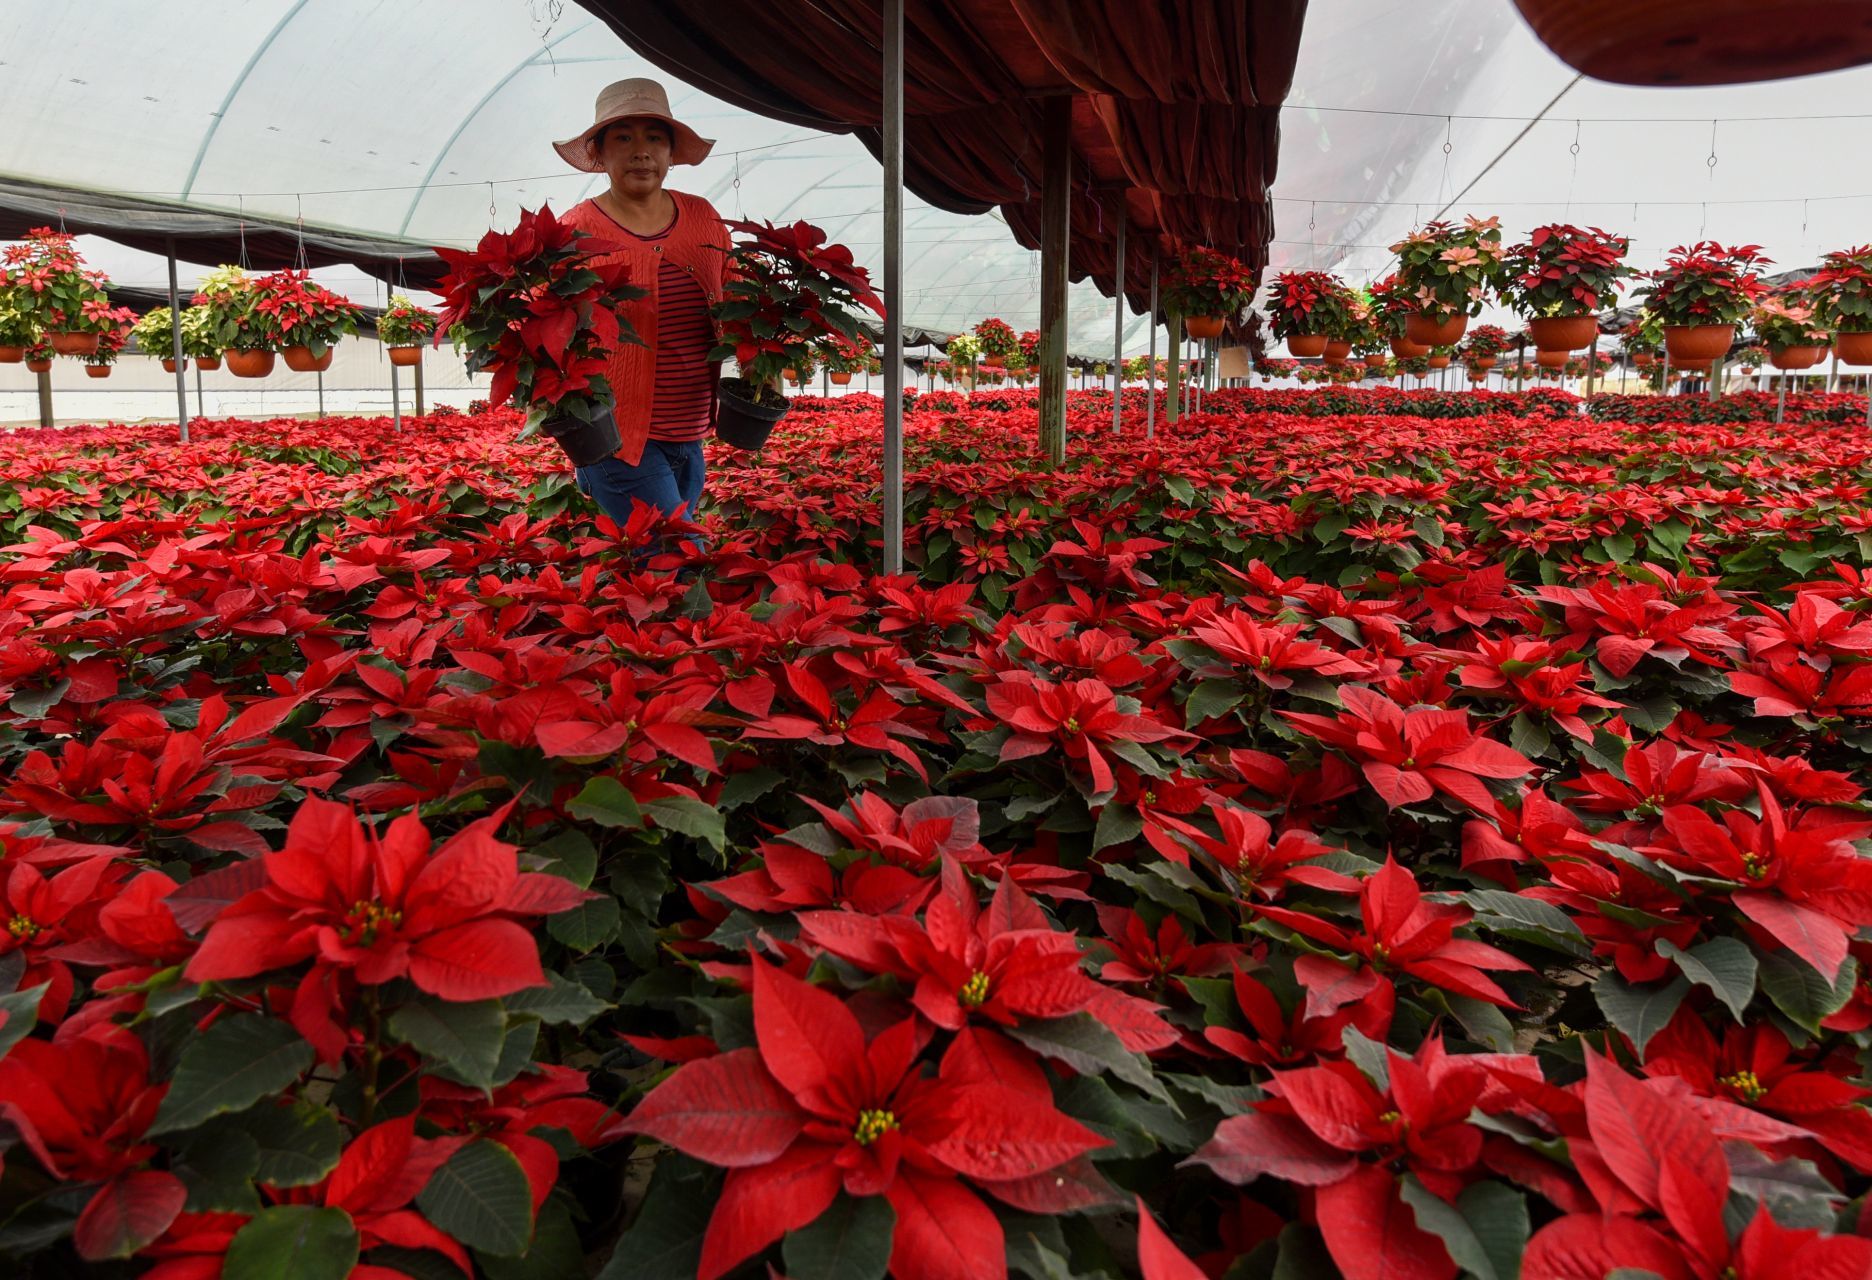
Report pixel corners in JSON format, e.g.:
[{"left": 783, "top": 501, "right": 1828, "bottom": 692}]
[{"left": 553, "top": 78, "right": 715, "bottom": 171}]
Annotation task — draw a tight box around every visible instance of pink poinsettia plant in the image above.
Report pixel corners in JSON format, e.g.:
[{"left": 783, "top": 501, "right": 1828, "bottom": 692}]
[{"left": 1391, "top": 216, "right": 1504, "bottom": 320}]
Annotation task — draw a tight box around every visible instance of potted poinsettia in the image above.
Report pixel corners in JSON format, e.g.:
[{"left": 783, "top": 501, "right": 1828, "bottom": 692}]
[
  {"left": 1803, "top": 245, "right": 1872, "bottom": 366},
  {"left": 251, "top": 270, "right": 361, "bottom": 372},
  {"left": 1461, "top": 323, "right": 1511, "bottom": 370},
  {"left": 1636, "top": 241, "right": 1769, "bottom": 363},
  {"left": 81, "top": 309, "right": 135, "bottom": 378},
  {"left": 130, "top": 307, "right": 183, "bottom": 372},
  {"left": 710, "top": 217, "right": 882, "bottom": 445},
  {"left": 973, "top": 317, "right": 1017, "bottom": 368},
  {"left": 434, "top": 203, "right": 648, "bottom": 465},
  {"left": 1264, "top": 270, "right": 1352, "bottom": 358},
  {"left": 22, "top": 337, "right": 51, "bottom": 373},
  {"left": 1164, "top": 246, "right": 1256, "bottom": 338},
  {"left": 1499, "top": 224, "right": 1630, "bottom": 357},
  {"left": 0, "top": 281, "right": 37, "bottom": 363},
  {"left": 945, "top": 332, "right": 981, "bottom": 380},
  {"left": 1750, "top": 296, "right": 1828, "bottom": 370},
  {"left": 1367, "top": 272, "right": 1426, "bottom": 358},
  {"left": 820, "top": 331, "right": 869, "bottom": 385},
  {"left": 1390, "top": 216, "right": 1504, "bottom": 346},
  {"left": 3, "top": 227, "right": 117, "bottom": 357},
  {"left": 1733, "top": 343, "right": 1767, "bottom": 373},
  {"left": 193, "top": 266, "right": 269, "bottom": 375},
  {"left": 377, "top": 294, "right": 438, "bottom": 367}
]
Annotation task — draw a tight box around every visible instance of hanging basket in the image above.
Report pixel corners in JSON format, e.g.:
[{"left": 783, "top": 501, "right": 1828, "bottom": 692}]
[
  {"left": 1470, "top": 355, "right": 1497, "bottom": 370},
  {"left": 1362, "top": 354, "right": 1387, "bottom": 369},
  {"left": 48, "top": 331, "right": 99, "bottom": 357},
  {"left": 1526, "top": 314, "right": 1598, "bottom": 353},
  {"left": 1632, "top": 352, "right": 1656, "bottom": 368},
  {"left": 0, "top": 345, "right": 23, "bottom": 364},
  {"left": 1835, "top": 331, "right": 1872, "bottom": 367},
  {"left": 829, "top": 370, "right": 853, "bottom": 385},
  {"left": 388, "top": 346, "right": 423, "bottom": 367},
  {"left": 1388, "top": 336, "right": 1430, "bottom": 360},
  {"left": 1286, "top": 333, "right": 1327, "bottom": 358},
  {"left": 1662, "top": 324, "right": 1734, "bottom": 362},
  {"left": 1427, "top": 355, "right": 1451, "bottom": 369},
  {"left": 197, "top": 356, "right": 223, "bottom": 372},
  {"left": 226, "top": 348, "right": 276, "bottom": 378},
  {"left": 161, "top": 357, "right": 184, "bottom": 373},
  {"left": 1769, "top": 344, "right": 1826, "bottom": 370},
  {"left": 539, "top": 405, "right": 622, "bottom": 467},
  {"left": 84, "top": 364, "right": 111, "bottom": 379},
  {"left": 1510, "top": 0, "right": 1872, "bottom": 87},
  {"left": 716, "top": 377, "right": 789, "bottom": 450},
  {"left": 980, "top": 354, "right": 1005, "bottom": 369},
  {"left": 1537, "top": 349, "right": 1570, "bottom": 369},
  {"left": 25, "top": 358, "right": 51, "bottom": 373},
  {"left": 281, "top": 345, "right": 334, "bottom": 373},
  {"left": 1675, "top": 357, "right": 1714, "bottom": 373},
  {"left": 1185, "top": 315, "right": 1226, "bottom": 340},
  {"left": 1405, "top": 313, "right": 1468, "bottom": 346},
  {"left": 1322, "top": 340, "right": 1353, "bottom": 366}
]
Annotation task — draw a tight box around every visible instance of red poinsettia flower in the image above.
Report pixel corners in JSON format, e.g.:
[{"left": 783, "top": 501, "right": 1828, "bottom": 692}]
[
  {"left": 1281, "top": 686, "right": 1535, "bottom": 811},
  {"left": 617, "top": 956, "right": 1107, "bottom": 1280},
  {"left": 986, "top": 671, "right": 1191, "bottom": 795}
]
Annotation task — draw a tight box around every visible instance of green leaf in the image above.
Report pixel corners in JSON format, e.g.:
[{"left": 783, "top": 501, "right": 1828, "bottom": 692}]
[
  {"left": 1507, "top": 713, "right": 1551, "bottom": 760},
  {"left": 1758, "top": 949, "right": 1857, "bottom": 1032},
  {"left": 1311, "top": 509, "right": 1350, "bottom": 543},
  {"left": 1183, "top": 678, "right": 1244, "bottom": 728},
  {"left": 527, "top": 829, "right": 597, "bottom": 888},
  {"left": 1399, "top": 1176, "right": 1527, "bottom": 1280},
  {"left": 1593, "top": 973, "right": 1690, "bottom": 1054},
  {"left": 1601, "top": 533, "right": 1636, "bottom": 562},
  {"left": 1163, "top": 474, "right": 1197, "bottom": 505},
  {"left": 232, "top": 1098, "right": 343, "bottom": 1188},
  {"left": 643, "top": 796, "right": 727, "bottom": 852},
  {"left": 0, "top": 982, "right": 49, "bottom": 1062},
  {"left": 1657, "top": 936, "right": 1756, "bottom": 1022},
  {"left": 597, "top": 1156, "right": 718, "bottom": 1280},
  {"left": 417, "top": 1140, "right": 535, "bottom": 1258},
  {"left": 503, "top": 972, "right": 610, "bottom": 1027},
  {"left": 783, "top": 1195, "right": 895, "bottom": 1280},
  {"left": 567, "top": 777, "right": 643, "bottom": 828},
  {"left": 222, "top": 1206, "right": 358, "bottom": 1280},
  {"left": 1091, "top": 802, "right": 1144, "bottom": 852},
  {"left": 481, "top": 1196, "right": 588, "bottom": 1280},
  {"left": 388, "top": 998, "right": 506, "bottom": 1090},
  {"left": 1006, "top": 1013, "right": 1168, "bottom": 1102},
  {"left": 151, "top": 1015, "right": 315, "bottom": 1135},
  {"left": 718, "top": 767, "right": 784, "bottom": 810},
  {"left": 547, "top": 895, "right": 620, "bottom": 951}
]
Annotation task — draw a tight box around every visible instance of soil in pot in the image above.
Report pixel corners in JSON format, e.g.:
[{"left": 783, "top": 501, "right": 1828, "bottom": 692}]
[
  {"left": 1185, "top": 315, "right": 1226, "bottom": 340},
  {"left": 716, "top": 376, "right": 789, "bottom": 450},
  {"left": 1286, "top": 334, "right": 1327, "bottom": 358},
  {"left": 1405, "top": 313, "right": 1468, "bottom": 346}
]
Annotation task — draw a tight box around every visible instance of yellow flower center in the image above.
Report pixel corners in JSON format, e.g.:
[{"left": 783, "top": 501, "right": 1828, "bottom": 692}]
[
  {"left": 1063, "top": 716, "right": 1081, "bottom": 734},
  {"left": 1741, "top": 853, "right": 1771, "bottom": 881},
  {"left": 959, "top": 970, "right": 992, "bottom": 1008},
  {"left": 853, "top": 1108, "right": 898, "bottom": 1145},
  {"left": 1142, "top": 789, "right": 1157, "bottom": 806},
  {"left": 347, "top": 900, "right": 403, "bottom": 946},
  {"left": 1401, "top": 757, "right": 1416, "bottom": 769},
  {"left": 1720, "top": 1070, "right": 1765, "bottom": 1102},
  {"left": 6, "top": 914, "right": 39, "bottom": 941},
  {"left": 1378, "top": 1109, "right": 1403, "bottom": 1126}
]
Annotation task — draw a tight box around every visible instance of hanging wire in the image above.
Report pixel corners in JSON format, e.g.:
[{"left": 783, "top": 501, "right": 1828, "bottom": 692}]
[
  {"left": 56, "top": 205, "right": 67, "bottom": 234},
  {"left": 732, "top": 153, "right": 745, "bottom": 220},
  {"left": 1706, "top": 120, "right": 1720, "bottom": 181},
  {"left": 1438, "top": 116, "right": 1454, "bottom": 204},
  {"left": 487, "top": 182, "right": 497, "bottom": 228},
  {"left": 294, "top": 195, "right": 308, "bottom": 272},
  {"left": 238, "top": 195, "right": 248, "bottom": 268},
  {"left": 1308, "top": 201, "right": 1317, "bottom": 267},
  {"left": 1564, "top": 120, "right": 1582, "bottom": 217}
]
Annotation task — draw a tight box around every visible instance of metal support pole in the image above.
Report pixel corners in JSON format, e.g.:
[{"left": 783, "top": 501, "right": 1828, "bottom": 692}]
[
  {"left": 1586, "top": 335, "right": 1599, "bottom": 401},
  {"left": 1166, "top": 314, "right": 1182, "bottom": 426},
  {"left": 1829, "top": 347, "right": 1840, "bottom": 395},
  {"left": 1146, "top": 247, "right": 1158, "bottom": 440},
  {"left": 1037, "top": 94, "right": 1070, "bottom": 466},
  {"left": 317, "top": 369, "right": 325, "bottom": 419},
  {"left": 1111, "top": 197, "right": 1125, "bottom": 435},
  {"left": 390, "top": 360, "right": 402, "bottom": 433},
  {"left": 413, "top": 357, "right": 425, "bottom": 416},
  {"left": 35, "top": 366, "right": 51, "bottom": 430},
  {"left": 166, "top": 238, "right": 189, "bottom": 441},
  {"left": 1777, "top": 373, "right": 1787, "bottom": 424},
  {"left": 1662, "top": 348, "right": 1671, "bottom": 395},
  {"left": 880, "top": 0, "right": 905, "bottom": 575},
  {"left": 820, "top": 366, "right": 829, "bottom": 398},
  {"left": 195, "top": 365, "right": 204, "bottom": 419}
]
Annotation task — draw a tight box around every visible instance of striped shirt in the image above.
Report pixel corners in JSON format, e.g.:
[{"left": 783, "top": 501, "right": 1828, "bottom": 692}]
[{"left": 607, "top": 201, "right": 714, "bottom": 442}]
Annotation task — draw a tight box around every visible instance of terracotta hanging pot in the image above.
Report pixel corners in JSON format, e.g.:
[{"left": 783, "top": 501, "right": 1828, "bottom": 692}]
[
  {"left": 1835, "top": 331, "right": 1872, "bottom": 366},
  {"left": 1509, "top": 0, "right": 1872, "bottom": 88},
  {"left": 1632, "top": 351, "right": 1655, "bottom": 368},
  {"left": 281, "top": 345, "right": 333, "bottom": 373},
  {"left": 48, "top": 331, "right": 99, "bottom": 357},
  {"left": 1769, "top": 344, "right": 1825, "bottom": 370},
  {"left": 388, "top": 346, "right": 422, "bottom": 367},
  {"left": 1405, "top": 313, "right": 1468, "bottom": 346},
  {"left": 226, "top": 348, "right": 276, "bottom": 378},
  {"left": 1662, "top": 324, "right": 1734, "bottom": 362},
  {"left": 161, "top": 357, "right": 184, "bottom": 373},
  {"left": 782, "top": 369, "right": 799, "bottom": 384},
  {"left": 981, "top": 354, "right": 1004, "bottom": 369},
  {"left": 1469, "top": 370, "right": 1488, "bottom": 383},
  {"left": 84, "top": 364, "right": 111, "bottom": 379},
  {"left": 1287, "top": 333, "right": 1327, "bottom": 358},
  {"left": 1185, "top": 315, "right": 1226, "bottom": 340},
  {"left": 1675, "top": 357, "right": 1713, "bottom": 373},
  {"left": 1526, "top": 314, "right": 1598, "bottom": 353},
  {"left": 1427, "top": 355, "right": 1451, "bottom": 369},
  {"left": 196, "top": 355, "right": 223, "bottom": 372},
  {"left": 1388, "top": 336, "right": 1430, "bottom": 360},
  {"left": 1470, "top": 356, "right": 1497, "bottom": 370},
  {"left": 1537, "top": 349, "right": 1570, "bottom": 369},
  {"left": 829, "top": 370, "right": 853, "bottom": 385},
  {"left": 1363, "top": 354, "right": 1386, "bottom": 369},
  {"left": 1322, "top": 340, "right": 1353, "bottom": 366},
  {"left": 25, "top": 358, "right": 51, "bottom": 373},
  {"left": 0, "top": 345, "right": 22, "bottom": 363}
]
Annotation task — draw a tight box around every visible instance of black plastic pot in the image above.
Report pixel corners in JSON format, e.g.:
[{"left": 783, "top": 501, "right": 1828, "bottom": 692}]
[
  {"left": 542, "top": 404, "right": 623, "bottom": 467},
  {"left": 715, "top": 377, "right": 789, "bottom": 450}
]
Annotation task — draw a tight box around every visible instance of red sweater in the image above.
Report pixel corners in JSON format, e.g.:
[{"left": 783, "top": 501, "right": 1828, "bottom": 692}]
[{"left": 560, "top": 191, "right": 732, "bottom": 465}]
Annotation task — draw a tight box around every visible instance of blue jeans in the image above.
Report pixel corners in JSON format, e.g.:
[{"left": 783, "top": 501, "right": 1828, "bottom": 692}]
[{"left": 575, "top": 439, "right": 706, "bottom": 538}]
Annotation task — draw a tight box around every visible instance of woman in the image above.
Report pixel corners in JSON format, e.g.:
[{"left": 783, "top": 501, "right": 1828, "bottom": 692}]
[{"left": 554, "top": 79, "right": 732, "bottom": 533}]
